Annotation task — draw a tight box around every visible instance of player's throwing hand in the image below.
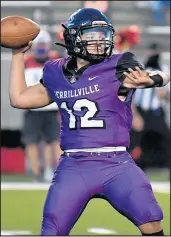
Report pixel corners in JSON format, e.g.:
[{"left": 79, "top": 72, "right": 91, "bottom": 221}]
[{"left": 12, "top": 41, "right": 33, "bottom": 55}]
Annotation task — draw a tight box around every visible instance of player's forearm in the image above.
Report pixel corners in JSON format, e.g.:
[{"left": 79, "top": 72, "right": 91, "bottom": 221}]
[
  {"left": 137, "top": 70, "right": 169, "bottom": 88},
  {"left": 142, "top": 70, "right": 169, "bottom": 87},
  {"left": 123, "top": 67, "right": 170, "bottom": 89},
  {"left": 155, "top": 71, "right": 170, "bottom": 87},
  {"left": 9, "top": 53, "right": 27, "bottom": 106}
]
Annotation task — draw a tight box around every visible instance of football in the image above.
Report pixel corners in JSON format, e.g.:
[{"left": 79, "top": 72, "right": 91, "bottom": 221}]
[{"left": 1, "top": 16, "right": 40, "bottom": 49}]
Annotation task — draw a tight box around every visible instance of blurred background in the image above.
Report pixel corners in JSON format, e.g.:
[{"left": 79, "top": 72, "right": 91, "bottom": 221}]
[{"left": 1, "top": 1, "right": 170, "bottom": 235}]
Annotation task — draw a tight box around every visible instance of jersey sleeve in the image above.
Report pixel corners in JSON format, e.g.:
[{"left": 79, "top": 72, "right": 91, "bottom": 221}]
[
  {"left": 116, "top": 52, "right": 143, "bottom": 100},
  {"left": 39, "top": 61, "right": 51, "bottom": 86},
  {"left": 116, "top": 52, "right": 144, "bottom": 82},
  {"left": 39, "top": 61, "right": 55, "bottom": 101}
]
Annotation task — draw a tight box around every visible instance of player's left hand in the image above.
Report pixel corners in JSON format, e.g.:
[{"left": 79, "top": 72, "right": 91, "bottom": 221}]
[{"left": 123, "top": 66, "right": 154, "bottom": 88}]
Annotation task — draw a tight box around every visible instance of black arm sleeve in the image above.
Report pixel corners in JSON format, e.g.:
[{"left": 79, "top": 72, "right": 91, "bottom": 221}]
[
  {"left": 116, "top": 52, "right": 144, "bottom": 83},
  {"left": 116, "top": 52, "right": 144, "bottom": 96}
]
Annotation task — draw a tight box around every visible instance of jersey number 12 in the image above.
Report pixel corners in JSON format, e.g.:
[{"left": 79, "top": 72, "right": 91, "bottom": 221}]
[{"left": 61, "top": 98, "right": 104, "bottom": 129}]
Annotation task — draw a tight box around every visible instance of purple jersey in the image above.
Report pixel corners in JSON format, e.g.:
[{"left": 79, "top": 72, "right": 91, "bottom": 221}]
[{"left": 42, "top": 53, "right": 136, "bottom": 150}]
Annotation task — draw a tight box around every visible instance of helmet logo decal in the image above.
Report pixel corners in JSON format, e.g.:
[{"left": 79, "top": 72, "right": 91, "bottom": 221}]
[
  {"left": 81, "top": 21, "right": 90, "bottom": 26},
  {"left": 92, "top": 21, "right": 107, "bottom": 25}
]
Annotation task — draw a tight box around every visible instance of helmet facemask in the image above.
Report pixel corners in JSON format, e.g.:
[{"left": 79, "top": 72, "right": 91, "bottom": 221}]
[
  {"left": 78, "top": 25, "right": 114, "bottom": 62},
  {"left": 60, "top": 24, "right": 115, "bottom": 63}
]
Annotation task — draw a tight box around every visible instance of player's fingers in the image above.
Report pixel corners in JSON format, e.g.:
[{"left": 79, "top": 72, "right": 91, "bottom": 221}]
[
  {"left": 134, "top": 66, "right": 142, "bottom": 77},
  {"left": 22, "top": 41, "right": 33, "bottom": 53},
  {"left": 136, "top": 67, "right": 150, "bottom": 79},
  {"left": 123, "top": 71, "right": 136, "bottom": 81},
  {"left": 128, "top": 68, "right": 139, "bottom": 79},
  {"left": 28, "top": 41, "right": 33, "bottom": 47},
  {"left": 135, "top": 66, "right": 145, "bottom": 76}
]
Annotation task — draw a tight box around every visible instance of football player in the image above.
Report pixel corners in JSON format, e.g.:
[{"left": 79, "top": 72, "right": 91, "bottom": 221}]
[{"left": 9, "top": 8, "right": 169, "bottom": 236}]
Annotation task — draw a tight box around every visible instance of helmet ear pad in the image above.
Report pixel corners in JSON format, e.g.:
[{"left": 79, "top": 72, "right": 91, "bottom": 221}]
[{"left": 63, "top": 28, "right": 81, "bottom": 55}]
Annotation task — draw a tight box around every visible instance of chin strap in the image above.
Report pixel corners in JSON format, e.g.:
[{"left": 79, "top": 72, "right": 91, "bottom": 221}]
[
  {"left": 55, "top": 42, "right": 68, "bottom": 49},
  {"left": 55, "top": 41, "right": 84, "bottom": 59},
  {"left": 55, "top": 41, "right": 78, "bottom": 57}
]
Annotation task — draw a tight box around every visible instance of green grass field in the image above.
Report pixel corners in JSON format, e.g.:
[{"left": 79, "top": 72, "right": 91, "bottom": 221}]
[{"left": 1, "top": 188, "right": 170, "bottom": 235}]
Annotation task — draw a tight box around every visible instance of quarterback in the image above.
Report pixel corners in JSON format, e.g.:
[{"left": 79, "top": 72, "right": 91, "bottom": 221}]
[{"left": 9, "top": 8, "right": 169, "bottom": 236}]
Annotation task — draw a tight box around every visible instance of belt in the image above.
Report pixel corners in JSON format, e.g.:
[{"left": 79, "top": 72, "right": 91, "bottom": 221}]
[
  {"left": 64, "top": 151, "right": 127, "bottom": 158},
  {"left": 64, "top": 147, "right": 127, "bottom": 158},
  {"left": 64, "top": 146, "right": 127, "bottom": 153}
]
